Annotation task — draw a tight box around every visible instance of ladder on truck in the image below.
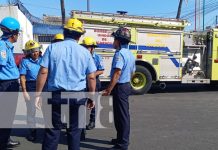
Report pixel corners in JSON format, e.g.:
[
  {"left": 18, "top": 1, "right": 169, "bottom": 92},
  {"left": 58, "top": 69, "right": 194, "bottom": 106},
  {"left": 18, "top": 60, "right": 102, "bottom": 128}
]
[{"left": 71, "top": 10, "right": 188, "bottom": 30}]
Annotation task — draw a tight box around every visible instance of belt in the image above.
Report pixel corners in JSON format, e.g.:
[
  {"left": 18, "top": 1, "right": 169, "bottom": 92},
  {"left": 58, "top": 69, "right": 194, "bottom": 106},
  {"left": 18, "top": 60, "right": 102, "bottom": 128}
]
[
  {"left": 26, "top": 80, "right": 36, "bottom": 83},
  {"left": 52, "top": 89, "right": 86, "bottom": 93},
  {"left": 0, "top": 79, "right": 18, "bottom": 83}
]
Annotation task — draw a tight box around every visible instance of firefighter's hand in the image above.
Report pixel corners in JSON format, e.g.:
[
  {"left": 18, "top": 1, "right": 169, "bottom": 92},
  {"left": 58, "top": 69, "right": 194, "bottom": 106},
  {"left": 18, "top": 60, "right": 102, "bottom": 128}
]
[
  {"left": 87, "top": 98, "right": 95, "bottom": 110},
  {"left": 102, "top": 88, "right": 111, "bottom": 96},
  {"left": 35, "top": 96, "right": 42, "bottom": 110},
  {"left": 23, "top": 91, "right": 30, "bottom": 101}
]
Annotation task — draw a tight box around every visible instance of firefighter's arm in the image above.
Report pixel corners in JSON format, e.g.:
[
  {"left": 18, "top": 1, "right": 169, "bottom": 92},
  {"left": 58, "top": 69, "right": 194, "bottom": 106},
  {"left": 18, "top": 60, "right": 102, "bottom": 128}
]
[
  {"left": 20, "top": 75, "right": 27, "bottom": 92},
  {"left": 95, "top": 55, "right": 104, "bottom": 76},
  {"left": 20, "top": 75, "right": 31, "bottom": 101},
  {"left": 35, "top": 66, "right": 48, "bottom": 110},
  {"left": 87, "top": 72, "right": 96, "bottom": 92},
  {"left": 36, "top": 66, "right": 48, "bottom": 95},
  {"left": 87, "top": 72, "right": 96, "bottom": 109},
  {"left": 86, "top": 54, "right": 97, "bottom": 108},
  {"left": 20, "top": 59, "right": 31, "bottom": 100},
  {"left": 103, "top": 68, "right": 121, "bottom": 96},
  {"left": 95, "top": 70, "right": 104, "bottom": 76}
]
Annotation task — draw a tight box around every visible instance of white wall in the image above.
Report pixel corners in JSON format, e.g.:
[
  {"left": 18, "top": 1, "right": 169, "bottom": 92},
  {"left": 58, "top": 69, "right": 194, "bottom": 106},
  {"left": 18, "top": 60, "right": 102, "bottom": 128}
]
[{"left": 0, "top": 5, "right": 33, "bottom": 53}]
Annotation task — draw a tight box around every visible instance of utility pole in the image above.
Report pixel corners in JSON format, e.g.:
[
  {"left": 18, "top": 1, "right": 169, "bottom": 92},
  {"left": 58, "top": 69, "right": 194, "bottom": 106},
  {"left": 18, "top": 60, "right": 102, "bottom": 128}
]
[
  {"left": 202, "top": 0, "right": 205, "bottom": 30},
  {"left": 216, "top": 16, "right": 218, "bottom": 26},
  {"left": 195, "top": 0, "right": 201, "bottom": 31},
  {"left": 198, "top": 0, "right": 201, "bottom": 31},
  {"left": 87, "top": 0, "right": 90, "bottom": 11},
  {"left": 176, "top": 0, "right": 183, "bottom": 19},
  {"left": 60, "top": 0, "right": 65, "bottom": 26},
  {"left": 195, "top": 0, "right": 197, "bottom": 31}
]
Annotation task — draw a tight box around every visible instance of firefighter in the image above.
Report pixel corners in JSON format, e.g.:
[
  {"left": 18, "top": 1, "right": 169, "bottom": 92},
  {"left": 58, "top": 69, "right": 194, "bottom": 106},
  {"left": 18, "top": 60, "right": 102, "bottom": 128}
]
[
  {"left": 103, "top": 27, "right": 136, "bottom": 150},
  {"left": 51, "top": 33, "right": 64, "bottom": 43},
  {"left": 0, "top": 17, "right": 21, "bottom": 149},
  {"left": 81, "top": 37, "right": 104, "bottom": 130},
  {"left": 20, "top": 40, "right": 42, "bottom": 141},
  {"left": 35, "top": 18, "right": 96, "bottom": 150}
]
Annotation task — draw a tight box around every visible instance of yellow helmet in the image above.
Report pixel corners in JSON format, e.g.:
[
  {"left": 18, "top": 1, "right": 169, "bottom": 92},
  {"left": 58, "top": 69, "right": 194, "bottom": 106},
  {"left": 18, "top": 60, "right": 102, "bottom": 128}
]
[
  {"left": 53, "top": 33, "right": 64, "bottom": 41},
  {"left": 81, "top": 37, "right": 97, "bottom": 47},
  {"left": 64, "top": 18, "right": 85, "bottom": 34},
  {"left": 24, "top": 40, "right": 40, "bottom": 51}
]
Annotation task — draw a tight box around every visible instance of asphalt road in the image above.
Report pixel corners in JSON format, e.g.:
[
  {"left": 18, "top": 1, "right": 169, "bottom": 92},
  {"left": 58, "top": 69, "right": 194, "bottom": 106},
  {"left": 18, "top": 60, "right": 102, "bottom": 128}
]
[{"left": 10, "top": 84, "right": 218, "bottom": 150}]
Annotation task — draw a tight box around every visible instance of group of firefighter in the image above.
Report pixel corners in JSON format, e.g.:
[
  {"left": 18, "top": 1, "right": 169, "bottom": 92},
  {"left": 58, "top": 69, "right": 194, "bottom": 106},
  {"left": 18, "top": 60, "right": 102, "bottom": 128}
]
[{"left": 0, "top": 16, "right": 135, "bottom": 150}]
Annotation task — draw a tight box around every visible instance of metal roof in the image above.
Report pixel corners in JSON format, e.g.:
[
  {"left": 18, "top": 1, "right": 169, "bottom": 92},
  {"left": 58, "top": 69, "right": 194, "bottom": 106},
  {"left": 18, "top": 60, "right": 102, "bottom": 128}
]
[{"left": 33, "top": 23, "right": 63, "bottom": 35}]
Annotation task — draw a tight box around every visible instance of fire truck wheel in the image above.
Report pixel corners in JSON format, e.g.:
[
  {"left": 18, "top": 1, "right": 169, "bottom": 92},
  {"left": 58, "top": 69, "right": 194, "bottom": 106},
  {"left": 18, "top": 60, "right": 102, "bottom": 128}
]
[{"left": 131, "top": 65, "right": 152, "bottom": 95}]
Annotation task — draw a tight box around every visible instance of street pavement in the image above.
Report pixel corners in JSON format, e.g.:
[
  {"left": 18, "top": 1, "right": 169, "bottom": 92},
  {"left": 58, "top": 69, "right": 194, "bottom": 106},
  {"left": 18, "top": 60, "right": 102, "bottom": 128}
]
[{"left": 10, "top": 84, "right": 218, "bottom": 150}]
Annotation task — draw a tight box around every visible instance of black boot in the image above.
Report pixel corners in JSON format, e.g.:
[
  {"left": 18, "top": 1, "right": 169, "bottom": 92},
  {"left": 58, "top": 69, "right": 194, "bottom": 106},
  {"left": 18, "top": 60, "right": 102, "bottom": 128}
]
[
  {"left": 80, "top": 129, "right": 86, "bottom": 141},
  {"left": 86, "top": 121, "right": 95, "bottom": 130},
  {"left": 26, "top": 129, "right": 36, "bottom": 142},
  {"left": 65, "top": 128, "right": 71, "bottom": 136},
  {"left": 110, "top": 139, "right": 118, "bottom": 145}
]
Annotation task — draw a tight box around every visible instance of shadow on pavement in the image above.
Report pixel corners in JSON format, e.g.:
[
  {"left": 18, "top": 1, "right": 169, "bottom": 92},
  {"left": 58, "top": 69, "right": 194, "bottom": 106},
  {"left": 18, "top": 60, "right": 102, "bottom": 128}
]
[
  {"left": 11, "top": 129, "right": 110, "bottom": 149},
  {"left": 83, "top": 137, "right": 111, "bottom": 145},
  {"left": 80, "top": 142, "right": 108, "bottom": 150},
  {"left": 149, "top": 83, "right": 218, "bottom": 94}
]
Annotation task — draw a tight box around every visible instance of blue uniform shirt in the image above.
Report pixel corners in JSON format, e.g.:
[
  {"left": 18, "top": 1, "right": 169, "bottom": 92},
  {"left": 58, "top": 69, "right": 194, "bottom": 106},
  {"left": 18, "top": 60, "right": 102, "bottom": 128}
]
[
  {"left": 41, "top": 39, "right": 97, "bottom": 91},
  {"left": 110, "top": 45, "right": 136, "bottom": 83},
  {"left": 92, "top": 52, "right": 104, "bottom": 77},
  {"left": 19, "top": 57, "right": 42, "bottom": 81},
  {"left": 0, "top": 38, "right": 19, "bottom": 80}
]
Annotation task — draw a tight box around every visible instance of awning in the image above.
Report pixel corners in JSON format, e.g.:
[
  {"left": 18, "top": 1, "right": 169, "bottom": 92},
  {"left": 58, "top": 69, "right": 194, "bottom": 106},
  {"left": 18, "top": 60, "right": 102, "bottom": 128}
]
[{"left": 33, "top": 23, "right": 63, "bottom": 35}]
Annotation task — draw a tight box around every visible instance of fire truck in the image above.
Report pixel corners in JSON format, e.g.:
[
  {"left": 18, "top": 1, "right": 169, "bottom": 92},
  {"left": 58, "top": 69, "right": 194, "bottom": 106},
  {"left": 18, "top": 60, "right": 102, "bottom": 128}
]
[{"left": 72, "top": 10, "right": 218, "bottom": 95}]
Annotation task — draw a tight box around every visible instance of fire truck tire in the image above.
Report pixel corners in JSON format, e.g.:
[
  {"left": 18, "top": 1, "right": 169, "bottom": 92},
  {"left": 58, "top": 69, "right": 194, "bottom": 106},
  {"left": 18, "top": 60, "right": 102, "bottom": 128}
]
[{"left": 131, "top": 65, "right": 152, "bottom": 95}]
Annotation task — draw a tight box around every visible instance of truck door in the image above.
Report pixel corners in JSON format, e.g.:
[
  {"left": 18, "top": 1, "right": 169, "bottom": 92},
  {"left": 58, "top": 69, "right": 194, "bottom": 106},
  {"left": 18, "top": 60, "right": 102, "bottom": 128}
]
[{"left": 137, "top": 30, "right": 183, "bottom": 81}]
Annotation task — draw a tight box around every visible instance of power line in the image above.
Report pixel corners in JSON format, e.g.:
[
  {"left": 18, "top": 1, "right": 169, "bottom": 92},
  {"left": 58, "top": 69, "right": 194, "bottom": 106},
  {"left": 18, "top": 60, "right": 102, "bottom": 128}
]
[
  {"left": 20, "top": 1, "right": 194, "bottom": 19},
  {"left": 18, "top": 0, "right": 218, "bottom": 26},
  {"left": 22, "top": 2, "right": 60, "bottom": 11},
  {"left": 181, "top": 0, "right": 218, "bottom": 19}
]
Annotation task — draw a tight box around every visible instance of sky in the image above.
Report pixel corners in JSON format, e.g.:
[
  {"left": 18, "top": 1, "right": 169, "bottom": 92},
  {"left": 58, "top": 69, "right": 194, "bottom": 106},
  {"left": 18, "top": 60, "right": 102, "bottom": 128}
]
[{"left": 0, "top": 0, "right": 218, "bottom": 31}]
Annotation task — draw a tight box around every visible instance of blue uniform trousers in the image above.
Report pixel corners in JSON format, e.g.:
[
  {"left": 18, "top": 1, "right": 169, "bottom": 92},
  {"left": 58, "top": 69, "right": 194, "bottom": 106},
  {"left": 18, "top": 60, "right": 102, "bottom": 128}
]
[
  {"left": 42, "top": 90, "right": 86, "bottom": 150},
  {"left": 0, "top": 80, "right": 19, "bottom": 149},
  {"left": 112, "top": 82, "right": 131, "bottom": 150}
]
